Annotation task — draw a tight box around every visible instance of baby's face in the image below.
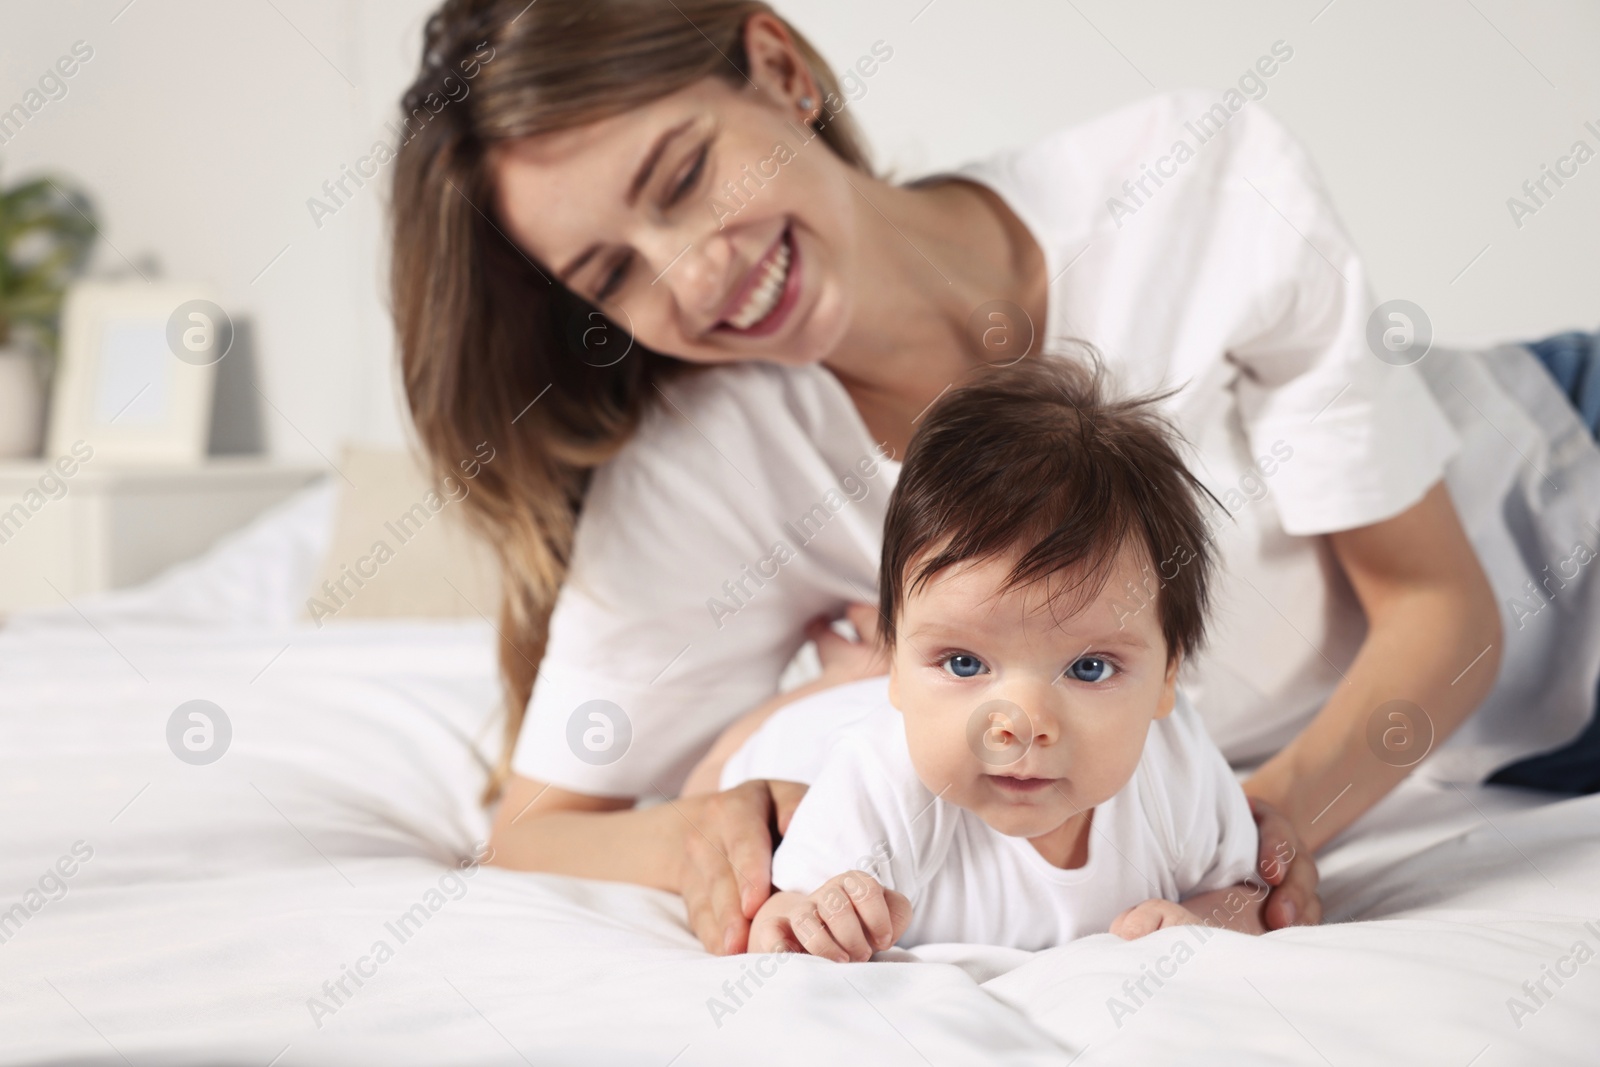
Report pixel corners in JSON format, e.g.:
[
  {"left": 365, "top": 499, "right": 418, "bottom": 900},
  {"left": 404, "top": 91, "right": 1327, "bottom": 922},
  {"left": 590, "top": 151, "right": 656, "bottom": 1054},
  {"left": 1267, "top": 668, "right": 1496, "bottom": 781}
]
[{"left": 887, "top": 542, "right": 1179, "bottom": 843}]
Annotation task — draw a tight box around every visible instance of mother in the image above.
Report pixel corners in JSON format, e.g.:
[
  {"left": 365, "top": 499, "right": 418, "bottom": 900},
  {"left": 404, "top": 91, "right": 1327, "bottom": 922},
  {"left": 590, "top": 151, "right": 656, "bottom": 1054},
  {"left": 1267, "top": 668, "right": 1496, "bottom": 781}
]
[{"left": 392, "top": 0, "right": 1600, "bottom": 954}]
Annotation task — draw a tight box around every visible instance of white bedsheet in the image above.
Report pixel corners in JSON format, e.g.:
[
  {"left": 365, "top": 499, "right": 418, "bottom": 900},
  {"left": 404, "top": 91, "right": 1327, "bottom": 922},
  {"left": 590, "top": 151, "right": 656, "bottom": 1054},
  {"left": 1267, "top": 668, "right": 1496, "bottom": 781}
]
[{"left": 2, "top": 486, "right": 1597, "bottom": 1065}]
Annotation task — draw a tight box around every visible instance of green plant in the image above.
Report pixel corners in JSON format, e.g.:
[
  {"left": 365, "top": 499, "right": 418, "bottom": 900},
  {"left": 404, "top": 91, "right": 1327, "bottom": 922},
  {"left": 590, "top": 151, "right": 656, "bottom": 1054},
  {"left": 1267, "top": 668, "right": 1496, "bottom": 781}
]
[{"left": 0, "top": 171, "right": 97, "bottom": 372}]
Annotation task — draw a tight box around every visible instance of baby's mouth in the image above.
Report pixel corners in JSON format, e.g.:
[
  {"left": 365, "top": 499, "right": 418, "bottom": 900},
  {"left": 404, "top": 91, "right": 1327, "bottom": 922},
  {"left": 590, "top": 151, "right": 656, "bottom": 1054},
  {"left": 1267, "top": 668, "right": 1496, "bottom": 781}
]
[{"left": 986, "top": 774, "right": 1058, "bottom": 794}]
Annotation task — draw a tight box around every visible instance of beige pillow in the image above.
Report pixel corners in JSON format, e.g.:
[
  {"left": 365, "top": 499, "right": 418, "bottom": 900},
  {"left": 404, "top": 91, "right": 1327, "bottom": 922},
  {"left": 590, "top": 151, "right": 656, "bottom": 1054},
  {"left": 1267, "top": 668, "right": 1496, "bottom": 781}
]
[{"left": 305, "top": 445, "right": 501, "bottom": 625}]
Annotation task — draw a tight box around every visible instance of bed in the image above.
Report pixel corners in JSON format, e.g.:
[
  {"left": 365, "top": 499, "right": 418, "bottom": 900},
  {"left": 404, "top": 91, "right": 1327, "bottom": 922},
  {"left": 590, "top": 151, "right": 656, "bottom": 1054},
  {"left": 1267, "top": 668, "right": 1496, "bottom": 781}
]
[{"left": 2, "top": 482, "right": 1596, "bottom": 1065}]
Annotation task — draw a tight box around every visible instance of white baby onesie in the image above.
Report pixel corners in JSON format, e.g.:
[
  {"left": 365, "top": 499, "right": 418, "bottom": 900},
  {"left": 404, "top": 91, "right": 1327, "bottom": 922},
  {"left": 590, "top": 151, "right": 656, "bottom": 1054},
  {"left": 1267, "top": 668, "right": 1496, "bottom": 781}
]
[{"left": 753, "top": 677, "right": 1259, "bottom": 950}]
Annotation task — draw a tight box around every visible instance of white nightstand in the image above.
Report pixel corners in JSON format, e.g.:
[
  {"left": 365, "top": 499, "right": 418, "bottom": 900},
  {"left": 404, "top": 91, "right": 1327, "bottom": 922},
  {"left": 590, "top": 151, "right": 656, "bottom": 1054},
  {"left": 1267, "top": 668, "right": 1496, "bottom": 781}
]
[{"left": 0, "top": 458, "right": 325, "bottom": 614}]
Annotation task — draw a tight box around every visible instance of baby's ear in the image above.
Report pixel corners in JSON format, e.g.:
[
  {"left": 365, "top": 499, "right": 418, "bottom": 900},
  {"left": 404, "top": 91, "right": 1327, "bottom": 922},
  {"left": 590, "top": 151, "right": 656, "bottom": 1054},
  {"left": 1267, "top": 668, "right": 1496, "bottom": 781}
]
[
  {"left": 887, "top": 669, "right": 900, "bottom": 709},
  {"left": 1154, "top": 655, "right": 1181, "bottom": 719}
]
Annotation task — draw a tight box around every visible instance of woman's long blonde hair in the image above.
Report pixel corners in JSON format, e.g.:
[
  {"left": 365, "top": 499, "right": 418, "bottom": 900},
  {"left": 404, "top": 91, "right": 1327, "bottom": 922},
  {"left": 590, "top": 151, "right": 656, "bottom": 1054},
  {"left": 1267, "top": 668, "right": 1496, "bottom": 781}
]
[{"left": 392, "top": 0, "right": 872, "bottom": 801}]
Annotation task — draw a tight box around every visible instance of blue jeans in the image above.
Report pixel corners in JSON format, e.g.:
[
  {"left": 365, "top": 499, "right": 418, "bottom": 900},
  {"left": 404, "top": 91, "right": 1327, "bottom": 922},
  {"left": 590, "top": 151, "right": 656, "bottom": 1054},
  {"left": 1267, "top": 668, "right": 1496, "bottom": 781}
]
[{"left": 1488, "top": 328, "right": 1600, "bottom": 794}]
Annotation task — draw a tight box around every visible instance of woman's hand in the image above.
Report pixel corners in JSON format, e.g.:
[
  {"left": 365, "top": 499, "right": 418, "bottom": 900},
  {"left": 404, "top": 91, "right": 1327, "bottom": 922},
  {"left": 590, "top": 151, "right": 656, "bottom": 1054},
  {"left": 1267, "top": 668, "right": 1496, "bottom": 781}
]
[
  {"left": 1239, "top": 483, "right": 1496, "bottom": 927},
  {"left": 808, "top": 602, "right": 890, "bottom": 686},
  {"left": 673, "top": 600, "right": 882, "bottom": 944},
  {"left": 677, "top": 778, "right": 809, "bottom": 955},
  {"left": 1248, "top": 796, "right": 1322, "bottom": 928}
]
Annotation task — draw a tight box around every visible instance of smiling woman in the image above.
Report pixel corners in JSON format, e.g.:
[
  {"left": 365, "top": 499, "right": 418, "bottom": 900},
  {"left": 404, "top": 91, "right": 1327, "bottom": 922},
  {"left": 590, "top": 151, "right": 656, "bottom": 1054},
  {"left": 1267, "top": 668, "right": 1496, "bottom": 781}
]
[{"left": 392, "top": 0, "right": 875, "bottom": 792}]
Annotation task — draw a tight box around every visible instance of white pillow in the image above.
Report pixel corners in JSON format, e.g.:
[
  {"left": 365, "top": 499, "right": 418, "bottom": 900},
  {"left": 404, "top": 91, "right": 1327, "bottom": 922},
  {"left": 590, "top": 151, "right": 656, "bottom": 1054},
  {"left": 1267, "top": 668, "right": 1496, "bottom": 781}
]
[{"left": 6, "top": 478, "right": 337, "bottom": 629}]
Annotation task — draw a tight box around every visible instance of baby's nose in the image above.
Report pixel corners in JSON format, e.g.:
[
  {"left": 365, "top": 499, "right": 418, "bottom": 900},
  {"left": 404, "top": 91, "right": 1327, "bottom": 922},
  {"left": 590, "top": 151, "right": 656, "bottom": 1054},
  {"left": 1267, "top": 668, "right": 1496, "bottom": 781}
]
[
  {"left": 1005, "top": 693, "right": 1064, "bottom": 751},
  {"left": 966, "top": 698, "right": 1043, "bottom": 766}
]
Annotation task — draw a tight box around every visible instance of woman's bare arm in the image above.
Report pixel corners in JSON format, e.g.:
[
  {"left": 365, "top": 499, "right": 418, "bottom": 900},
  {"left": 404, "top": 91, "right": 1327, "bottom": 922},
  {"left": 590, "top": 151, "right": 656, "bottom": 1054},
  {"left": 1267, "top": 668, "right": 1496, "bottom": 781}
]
[
  {"left": 1245, "top": 480, "right": 1502, "bottom": 860},
  {"left": 488, "top": 778, "right": 677, "bottom": 888},
  {"left": 488, "top": 775, "right": 801, "bottom": 954}
]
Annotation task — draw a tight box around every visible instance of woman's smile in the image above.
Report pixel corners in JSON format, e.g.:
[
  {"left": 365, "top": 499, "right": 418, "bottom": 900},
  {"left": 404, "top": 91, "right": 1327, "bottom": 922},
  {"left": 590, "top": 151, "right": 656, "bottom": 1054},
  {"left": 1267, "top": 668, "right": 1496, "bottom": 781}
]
[{"left": 714, "top": 223, "right": 802, "bottom": 337}]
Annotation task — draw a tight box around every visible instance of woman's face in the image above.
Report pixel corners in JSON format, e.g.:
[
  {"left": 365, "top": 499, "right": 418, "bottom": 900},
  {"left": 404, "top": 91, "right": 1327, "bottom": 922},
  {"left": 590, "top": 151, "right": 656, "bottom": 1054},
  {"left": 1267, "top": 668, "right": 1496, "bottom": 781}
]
[{"left": 490, "top": 19, "right": 861, "bottom": 367}]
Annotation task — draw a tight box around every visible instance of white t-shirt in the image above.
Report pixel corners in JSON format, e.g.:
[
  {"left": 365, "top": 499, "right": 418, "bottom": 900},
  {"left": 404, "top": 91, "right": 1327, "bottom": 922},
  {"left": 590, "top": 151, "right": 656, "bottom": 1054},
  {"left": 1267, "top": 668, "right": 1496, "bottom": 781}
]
[
  {"left": 512, "top": 89, "right": 1600, "bottom": 796},
  {"left": 732, "top": 677, "right": 1257, "bottom": 950}
]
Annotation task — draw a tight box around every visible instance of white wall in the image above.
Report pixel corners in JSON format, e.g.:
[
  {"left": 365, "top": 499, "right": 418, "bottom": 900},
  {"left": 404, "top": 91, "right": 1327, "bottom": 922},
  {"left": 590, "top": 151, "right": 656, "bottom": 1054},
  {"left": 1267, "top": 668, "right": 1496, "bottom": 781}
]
[
  {"left": 1, "top": 0, "right": 436, "bottom": 460},
  {"left": 4, "top": 0, "right": 1597, "bottom": 462},
  {"left": 793, "top": 0, "right": 1600, "bottom": 343}
]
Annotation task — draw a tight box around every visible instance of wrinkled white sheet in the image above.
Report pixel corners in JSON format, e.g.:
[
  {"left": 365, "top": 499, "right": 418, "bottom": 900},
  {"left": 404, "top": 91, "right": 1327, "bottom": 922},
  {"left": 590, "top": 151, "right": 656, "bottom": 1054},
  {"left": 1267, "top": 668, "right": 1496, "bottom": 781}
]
[{"left": 1, "top": 485, "right": 1596, "bottom": 1065}]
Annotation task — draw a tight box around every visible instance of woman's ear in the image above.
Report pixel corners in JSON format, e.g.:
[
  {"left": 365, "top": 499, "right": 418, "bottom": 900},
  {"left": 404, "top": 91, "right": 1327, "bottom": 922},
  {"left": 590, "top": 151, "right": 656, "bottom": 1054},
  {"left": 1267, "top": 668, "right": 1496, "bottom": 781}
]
[
  {"left": 1155, "top": 654, "right": 1180, "bottom": 719},
  {"left": 741, "top": 12, "right": 818, "bottom": 117}
]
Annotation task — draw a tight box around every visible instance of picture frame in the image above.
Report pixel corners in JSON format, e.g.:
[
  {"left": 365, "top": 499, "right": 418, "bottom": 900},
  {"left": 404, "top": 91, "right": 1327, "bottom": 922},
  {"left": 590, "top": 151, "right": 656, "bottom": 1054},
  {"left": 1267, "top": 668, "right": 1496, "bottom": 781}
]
[{"left": 47, "top": 280, "right": 226, "bottom": 464}]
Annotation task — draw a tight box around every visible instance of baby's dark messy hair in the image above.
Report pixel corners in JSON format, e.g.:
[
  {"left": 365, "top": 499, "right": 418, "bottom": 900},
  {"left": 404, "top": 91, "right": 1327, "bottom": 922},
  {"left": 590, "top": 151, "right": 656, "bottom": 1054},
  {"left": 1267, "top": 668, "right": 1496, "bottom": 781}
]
[{"left": 878, "top": 349, "right": 1219, "bottom": 663}]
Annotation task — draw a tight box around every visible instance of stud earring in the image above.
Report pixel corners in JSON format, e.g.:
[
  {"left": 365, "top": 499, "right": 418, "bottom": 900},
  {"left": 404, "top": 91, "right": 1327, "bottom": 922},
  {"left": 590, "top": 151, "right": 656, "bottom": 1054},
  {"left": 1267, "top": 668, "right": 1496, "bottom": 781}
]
[{"left": 799, "top": 95, "right": 815, "bottom": 110}]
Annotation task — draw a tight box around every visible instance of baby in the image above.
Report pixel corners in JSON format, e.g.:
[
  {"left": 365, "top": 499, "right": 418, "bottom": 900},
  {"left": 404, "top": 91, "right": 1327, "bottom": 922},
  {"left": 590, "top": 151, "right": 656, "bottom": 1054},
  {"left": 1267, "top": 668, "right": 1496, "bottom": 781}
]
[{"left": 725, "top": 355, "right": 1269, "bottom": 959}]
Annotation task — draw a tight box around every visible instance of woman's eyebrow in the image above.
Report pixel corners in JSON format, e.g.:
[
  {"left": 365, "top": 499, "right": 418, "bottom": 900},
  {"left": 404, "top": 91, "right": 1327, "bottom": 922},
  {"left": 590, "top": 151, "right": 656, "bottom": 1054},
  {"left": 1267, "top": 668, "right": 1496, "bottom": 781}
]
[
  {"left": 627, "top": 116, "right": 696, "bottom": 206},
  {"left": 559, "top": 245, "right": 600, "bottom": 284},
  {"left": 559, "top": 117, "right": 697, "bottom": 283}
]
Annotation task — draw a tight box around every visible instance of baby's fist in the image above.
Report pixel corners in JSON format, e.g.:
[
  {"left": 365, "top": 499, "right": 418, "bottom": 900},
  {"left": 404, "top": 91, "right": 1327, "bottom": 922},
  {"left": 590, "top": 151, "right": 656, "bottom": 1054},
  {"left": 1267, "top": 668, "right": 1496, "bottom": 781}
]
[
  {"left": 750, "top": 871, "right": 912, "bottom": 962},
  {"left": 1111, "top": 898, "right": 1203, "bottom": 940}
]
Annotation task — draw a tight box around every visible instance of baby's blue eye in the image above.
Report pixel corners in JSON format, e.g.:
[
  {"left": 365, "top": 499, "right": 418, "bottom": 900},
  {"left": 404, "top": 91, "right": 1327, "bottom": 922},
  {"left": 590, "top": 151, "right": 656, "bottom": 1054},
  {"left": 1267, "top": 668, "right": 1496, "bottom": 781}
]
[
  {"left": 943, "top": 654, "right": 985, "bottom": 678},
  {"left": 1067, "top": 656, "right": 1115, "bottom": 683}
]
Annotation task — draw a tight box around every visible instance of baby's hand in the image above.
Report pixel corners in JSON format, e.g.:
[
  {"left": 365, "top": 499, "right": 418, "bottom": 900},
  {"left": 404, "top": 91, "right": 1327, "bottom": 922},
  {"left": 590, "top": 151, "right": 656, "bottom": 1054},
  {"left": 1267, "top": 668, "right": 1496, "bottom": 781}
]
[
  {"left": 1111, "top": 898, "right": 1204, "bottom": 940},
  {"left": 749, "top": 871, "right": 913, "bottom": 962}
]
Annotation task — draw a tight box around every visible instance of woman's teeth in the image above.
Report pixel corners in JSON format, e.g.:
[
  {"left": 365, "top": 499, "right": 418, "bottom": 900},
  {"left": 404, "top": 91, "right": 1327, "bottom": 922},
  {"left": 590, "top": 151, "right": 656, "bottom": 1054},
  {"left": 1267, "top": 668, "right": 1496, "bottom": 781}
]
[{"left": 726, "top": 236, "right": 791, "bottom": 330}]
